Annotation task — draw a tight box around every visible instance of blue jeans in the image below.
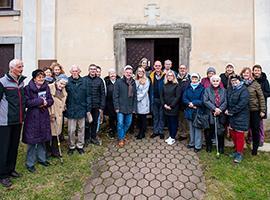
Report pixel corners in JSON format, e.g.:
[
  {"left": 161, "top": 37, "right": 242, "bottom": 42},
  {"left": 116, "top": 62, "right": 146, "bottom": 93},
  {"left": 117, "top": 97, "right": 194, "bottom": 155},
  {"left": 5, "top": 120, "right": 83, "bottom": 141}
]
[
  {"left": 117, "top": 113, "right": 132, "bottom": 140},
  {"left": 152, "top": 99, "right": 164, "bottom": 135},
  {"left": 188, "top": 121, "right": 202, "bottom": 149},
  {"left": 26, "top": 143, "right": 47, "bottom": 167},
  {"left": 166, "top": 115, "right": 178, "bottom": 139}
]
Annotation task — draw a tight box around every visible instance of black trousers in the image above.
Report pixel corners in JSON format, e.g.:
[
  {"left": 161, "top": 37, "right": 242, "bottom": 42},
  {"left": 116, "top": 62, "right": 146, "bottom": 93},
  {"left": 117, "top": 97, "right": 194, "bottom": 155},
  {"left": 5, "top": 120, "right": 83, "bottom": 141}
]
[
  {"left": 137, "top": 114, "right": 147, "bottom": 137},
  {"left": 250, "top": 111, "right": 261, "bottom": 154},
  {"left": 204, "top": 124, "right": 224, "bottom": 152},
  {"left": 85, "top": 108, "right": 100, "bottom": 140},
  {"left": 0, "top": 124, "right": 22, "bottom": 179},
  {"left": 108, "top": 114, "right": 117, "bottom": 133}
]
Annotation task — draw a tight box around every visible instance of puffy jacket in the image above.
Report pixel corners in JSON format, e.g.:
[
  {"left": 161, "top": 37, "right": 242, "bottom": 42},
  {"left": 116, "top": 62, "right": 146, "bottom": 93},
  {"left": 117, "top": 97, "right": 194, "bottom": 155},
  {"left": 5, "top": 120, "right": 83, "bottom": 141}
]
[
  {"left": 65, "top": 76, "right": 88, "bottom": 119},
  {"left": 244, "top": 80, "right": 266, "bottom": 113},
  {"left": 136, "top": 78, "right": 150, "bottom": 114},
  {"left": 113, "top": 77, "right": 137, "bottom": 114},
  {"left": 227, "top": 83, "right": 249, "bottom": 131},
  {"left": 22, "top": 80, "right": 53, "bottom": 144},
  {"left": 182, "top": 84, "right": 204, "bottom": 120},
  {"left": 84, "top": 75, "right": 105, "bottom": 110},
  {"left": 0, "top": 73, "right": 26, "bottom": 126}
]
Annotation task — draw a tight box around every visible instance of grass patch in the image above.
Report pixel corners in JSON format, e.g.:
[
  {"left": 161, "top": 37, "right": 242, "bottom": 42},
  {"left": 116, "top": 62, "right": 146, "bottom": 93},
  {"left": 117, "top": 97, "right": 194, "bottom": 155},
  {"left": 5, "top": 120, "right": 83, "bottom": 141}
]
[
  {"left": 199, "top": 147, "right": 270, "bottom": 200},
  {"left": 0, "top": 138, "right": 105, "bottom": 200}
]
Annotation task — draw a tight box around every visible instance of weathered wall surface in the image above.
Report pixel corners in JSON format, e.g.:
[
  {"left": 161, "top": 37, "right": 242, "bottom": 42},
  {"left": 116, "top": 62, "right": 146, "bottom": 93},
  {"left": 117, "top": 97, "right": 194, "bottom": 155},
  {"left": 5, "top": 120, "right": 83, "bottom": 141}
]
[{"left": 55, "top": 0, "right": 254, "bottom": 77}]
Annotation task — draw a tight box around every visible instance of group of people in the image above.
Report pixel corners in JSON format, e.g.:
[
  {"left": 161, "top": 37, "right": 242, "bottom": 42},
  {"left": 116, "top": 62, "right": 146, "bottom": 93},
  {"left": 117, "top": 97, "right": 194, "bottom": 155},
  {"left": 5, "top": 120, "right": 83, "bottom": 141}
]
[{"left": 0, "top": 58, "right": 269, "bottom": 188}]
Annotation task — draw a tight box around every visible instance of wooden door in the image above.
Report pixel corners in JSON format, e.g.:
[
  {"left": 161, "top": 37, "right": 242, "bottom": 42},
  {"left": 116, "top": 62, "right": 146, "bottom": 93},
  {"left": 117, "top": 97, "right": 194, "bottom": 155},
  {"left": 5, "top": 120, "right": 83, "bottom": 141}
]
[
  {"left": 0, "top": 44, "right": 14, "bottom": 77},
  {"left": 126, "top": 39, "right": 154, "bottom": 72}
]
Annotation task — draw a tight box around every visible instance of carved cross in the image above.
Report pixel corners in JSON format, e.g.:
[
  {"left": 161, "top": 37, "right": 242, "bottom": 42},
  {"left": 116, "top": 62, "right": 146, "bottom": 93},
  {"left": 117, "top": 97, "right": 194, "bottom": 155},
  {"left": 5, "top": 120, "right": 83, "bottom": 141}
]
[{"left": 144, "top": 3, "right": 160, "bottom": 25}]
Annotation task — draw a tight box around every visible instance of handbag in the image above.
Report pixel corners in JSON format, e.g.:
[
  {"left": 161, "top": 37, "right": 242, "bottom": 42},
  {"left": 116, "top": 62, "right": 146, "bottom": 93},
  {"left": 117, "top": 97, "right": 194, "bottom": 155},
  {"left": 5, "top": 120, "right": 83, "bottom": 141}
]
[
  {"left": 192, "top": 109, "right": 209, "bottom": 129},
  {"left": 87, "top": 112, "right": 93, "bottom": 123}
]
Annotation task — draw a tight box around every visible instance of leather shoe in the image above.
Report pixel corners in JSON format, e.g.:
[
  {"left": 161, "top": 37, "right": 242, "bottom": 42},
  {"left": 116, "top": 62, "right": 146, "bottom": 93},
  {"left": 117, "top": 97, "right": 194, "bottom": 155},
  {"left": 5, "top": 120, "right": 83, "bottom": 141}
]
[
  {"left": 10, "top": 171, "right": 22, "bottom": 178},
  {"left": 194, "top": 148, "right": 201, "bottom": 153},
  {"left": 26, "top": 166, "right": 36, "bottom": 173},
  {"left": 77, "top": 148, "right": 85, "bottom": 154},
  {"left": 187, "top": 144, "right": 194, "bottom": 149},
  {"left": 150, "top": 133, "right": 159, "bottom": 138},
  {"left": 0, "top": 178, "right": 12, "bottom": 188},
  {"left": 159, "top": 134, "right": 164, "bottom": 139},
  {"left": 38, "top": 161, "right": 50, "bottom": 167}
]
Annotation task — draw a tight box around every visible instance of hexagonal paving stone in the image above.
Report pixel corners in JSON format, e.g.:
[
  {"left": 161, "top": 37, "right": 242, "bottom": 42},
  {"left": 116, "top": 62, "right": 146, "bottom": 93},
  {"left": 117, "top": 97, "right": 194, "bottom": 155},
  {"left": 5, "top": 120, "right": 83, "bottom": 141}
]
[
  {"left": 149, "top": 180, "right": 161, "bottom": 189},
  {"left": 161, "top": 180, "right": 173, "bottom": 189},
  {"left": 93, "top": 184, "right": 106, "bottom": 194},
  {"left": 133, "top": 172, "right": 144, "bottom": 181},
  {"left": 122, "top": 194, "right": 134, "bottom": 200},
  {"left": 135, "top": 194, "right": 147, "bottom": 200},
  {"left": 142, "top": 186, "right": 155, "bottom": 197},
  {"left": 105, "top": 185, "right": 118, "bottom": 195},
  {"left": 122, "top": 171, "right": 133, "bottom": 180},
  {"left": 140, "top": 167, "right": 150, "bottom": 174},
  {"left": 112, "top": 171, "right": 122, "bottom": 179},
  {"left": 180, "top": 188, "right": 193, "bottom": 199},
  {"left": 161, "top": 168, "right": 171, "bottom": 176},
  {"left": 145, "top": 173, "right": 155, "bottom": 181},
  {"left": 103, "top": 177, "right": 115, "bottom": 187},
  {"left": 138, "top": 179, "right": 149, "bottom": 188},
  {"left": 151, "top": 167, "right": 161, "bottom": 175},
  {"left": 167, "top": 174, "right": 178, "bottom": 182},
  {"left": 156, "top": 174, "right": 166, "bottom": 182},
  {"left": 118, "top": 185, "right": 130, "bottom": 195},
  {"left": 119, "top": 165, "right": 129, "bottom": 173},
  {"left": 101, "top": 171, "right": 112, "bottom": 179},
  {"left": 108, "top": 193, "right": 121, "bottom": 200},
  {"left": 168, "top": 187, "right": 180, "bottom": 199},
  {"left": 114, "top": 178, "right": 126, "bottom": 187},
  {"left": 149, "top": 195, "right": 160, "bottom": 200},
  {"left": 126, "top": 178, "right": 137, "bottom": 188},
  {"left": 155, "top": 187, "right": 167, "bottom": 198},
  {"left": 130, "top": 186, "right": 142, "bottom": 196}
]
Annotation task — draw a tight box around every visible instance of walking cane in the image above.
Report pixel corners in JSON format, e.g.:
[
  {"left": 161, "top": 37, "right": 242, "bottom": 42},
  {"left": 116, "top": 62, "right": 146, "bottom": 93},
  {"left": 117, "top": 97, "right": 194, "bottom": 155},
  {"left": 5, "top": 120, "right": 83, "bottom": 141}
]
[
  {"left": 214, "top": 116, "right": 220, "bottom": 158},
  {"left": 54, "top": 119, "right": 64, "bottom": 164}
]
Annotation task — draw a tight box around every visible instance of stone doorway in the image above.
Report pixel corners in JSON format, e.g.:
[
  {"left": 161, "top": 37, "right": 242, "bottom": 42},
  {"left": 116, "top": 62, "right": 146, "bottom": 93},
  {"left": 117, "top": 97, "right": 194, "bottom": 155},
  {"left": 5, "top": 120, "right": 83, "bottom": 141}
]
[
  {"left": 0, "top": 44, "right": 14, "bottom": 77},
  {"left": 126, "top": 38, "right": 179, "bottom": 72},
  {"left": 114, "top": 23, "right": 191, "bottom": 74}
]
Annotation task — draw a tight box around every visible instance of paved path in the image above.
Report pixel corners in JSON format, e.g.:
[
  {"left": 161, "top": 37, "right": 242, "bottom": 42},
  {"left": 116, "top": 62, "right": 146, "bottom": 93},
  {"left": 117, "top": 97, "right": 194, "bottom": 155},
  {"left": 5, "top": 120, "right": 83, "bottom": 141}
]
[{"left": 84, "top": 135, "right": 206, "bottom": 200}]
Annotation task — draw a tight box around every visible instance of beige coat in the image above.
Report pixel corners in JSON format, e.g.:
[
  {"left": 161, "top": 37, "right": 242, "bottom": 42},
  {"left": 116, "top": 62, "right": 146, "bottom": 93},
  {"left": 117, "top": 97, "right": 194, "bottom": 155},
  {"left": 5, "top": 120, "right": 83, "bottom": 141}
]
[{"left": 49, "top": 83, "right": 67, "bottom": 136}]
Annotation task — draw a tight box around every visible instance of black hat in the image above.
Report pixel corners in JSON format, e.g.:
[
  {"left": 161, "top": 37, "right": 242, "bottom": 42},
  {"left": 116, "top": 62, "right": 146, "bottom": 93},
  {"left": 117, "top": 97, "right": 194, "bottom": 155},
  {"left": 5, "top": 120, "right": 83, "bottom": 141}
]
[
  {"left": 32, "top": 69, "right": 45, "bottom": 79},
  {"left": 230, "top": 74, "right": 241, "bottom": 81}
]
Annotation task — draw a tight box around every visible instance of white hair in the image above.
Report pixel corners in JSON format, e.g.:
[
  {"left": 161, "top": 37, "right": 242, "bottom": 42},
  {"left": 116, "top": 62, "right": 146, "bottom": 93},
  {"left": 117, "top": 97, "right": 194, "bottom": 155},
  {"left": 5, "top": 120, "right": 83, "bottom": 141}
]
[
  {"left": 69, "top": 65, "right": 81, "bottom": 73},
  {"left": 108, "top": 68, "right": 116, "bottom": 74},
  {"left": 9, "top": 59, "right": 22, "bottom": 70},
  {"left": 210, "top": 75, "right": 221, "bottom": 83}
]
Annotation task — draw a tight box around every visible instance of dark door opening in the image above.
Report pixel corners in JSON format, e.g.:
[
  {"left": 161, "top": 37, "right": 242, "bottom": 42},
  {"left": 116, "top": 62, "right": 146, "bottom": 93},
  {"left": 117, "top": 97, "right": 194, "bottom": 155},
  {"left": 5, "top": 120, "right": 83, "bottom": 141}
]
[
  {"left": 126, "top": 38, "right": 179, "bottom": 72},
  {"left": 154, "top": 38, "right": 179, "bottom": 72},
  {"left": 0, "top": 44, "right": 14, "bottom": 77}
]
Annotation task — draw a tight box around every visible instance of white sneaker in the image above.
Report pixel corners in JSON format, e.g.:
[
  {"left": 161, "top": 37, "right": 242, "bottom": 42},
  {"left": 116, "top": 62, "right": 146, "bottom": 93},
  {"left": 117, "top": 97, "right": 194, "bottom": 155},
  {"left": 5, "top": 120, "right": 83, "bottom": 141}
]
[
  {"left": 165, "top": 137, "right": 172, "bottom": 143},
  {"left": 168, "top": 139, "right": 175, "bottom": 145}
]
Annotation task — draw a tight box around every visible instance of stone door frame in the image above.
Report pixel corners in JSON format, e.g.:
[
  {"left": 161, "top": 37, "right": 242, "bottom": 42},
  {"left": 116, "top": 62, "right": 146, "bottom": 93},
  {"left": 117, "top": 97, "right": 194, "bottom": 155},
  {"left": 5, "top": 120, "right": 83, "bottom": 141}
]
[
  {"left": 0, "top": 36, "right": 22, "bottom": 59},
  {"left": 113, "top": 23, "right": 192, "bottom": 74}
]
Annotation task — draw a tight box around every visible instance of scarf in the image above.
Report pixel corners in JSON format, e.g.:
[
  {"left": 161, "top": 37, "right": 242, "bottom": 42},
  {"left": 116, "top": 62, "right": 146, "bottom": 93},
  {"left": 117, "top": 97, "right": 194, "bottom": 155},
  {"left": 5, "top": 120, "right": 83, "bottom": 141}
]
[
  {"left": 125, "top": 77, "right": 133, "bottom": 97},
  {"left": 232, "top": 81, "right": 244, "bottom": 90},
  {"left": 191, "top": 82, "right": 199, "bottom": 90},
  {"left": 213, "top": 87, "right": 220, "bottom": 107},
  {"left": 155, "top": 73, "right": 162, "bottom": 80},
  {"left": 243, "top": 79, "right": 253, "bottom": 86}
]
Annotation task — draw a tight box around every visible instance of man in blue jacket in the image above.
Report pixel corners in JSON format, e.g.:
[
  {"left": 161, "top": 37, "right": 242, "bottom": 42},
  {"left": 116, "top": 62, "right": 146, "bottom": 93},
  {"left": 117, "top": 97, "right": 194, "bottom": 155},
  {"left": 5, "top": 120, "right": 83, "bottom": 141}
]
[{"left": 0, "top": 59, "right": 26, "bottom": 187}]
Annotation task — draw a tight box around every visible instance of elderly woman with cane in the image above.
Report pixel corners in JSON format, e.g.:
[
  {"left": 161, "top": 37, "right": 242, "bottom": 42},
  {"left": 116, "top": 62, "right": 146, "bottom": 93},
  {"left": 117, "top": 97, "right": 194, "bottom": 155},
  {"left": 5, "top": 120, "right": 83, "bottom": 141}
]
[
  {"left": 203, "top": 75, "right": 227, "bottom": 154},
  {"left": 48, "top": 75, "right": 68, "bottom": 159}
]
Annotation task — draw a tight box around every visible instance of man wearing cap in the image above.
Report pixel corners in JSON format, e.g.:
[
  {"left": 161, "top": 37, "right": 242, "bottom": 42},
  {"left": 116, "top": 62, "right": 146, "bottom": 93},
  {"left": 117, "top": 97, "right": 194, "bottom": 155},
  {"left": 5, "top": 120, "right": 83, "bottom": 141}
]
[
  {"left": 149, "top": 60, "right": 166, "bottom": 139},
  {"left": 113, "top": 65, "right": 137, "bottom": 147},
  {"left": 0, "top": 59, "right": 26, "bottom": 187},
  {"left": 201, "top": 66, "right": 224, "bottom": 88}
]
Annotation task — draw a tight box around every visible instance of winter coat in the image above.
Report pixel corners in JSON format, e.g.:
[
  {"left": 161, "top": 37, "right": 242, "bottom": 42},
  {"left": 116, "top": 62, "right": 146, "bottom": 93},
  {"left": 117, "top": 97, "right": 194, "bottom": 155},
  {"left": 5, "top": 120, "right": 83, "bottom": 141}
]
[
  {"left": 160, "top": 82, "right": 181, "bottom": 116},
  {"left": 65, "top": 76, "right": 88, "bottom": 119},
  {"left": 84, "top": 75, "right": 106, "bottom": 110},
  {"left": 244, "top": 80, "right": 266, "bottom": 113},
  {"left": 177, "top": 73, "right": 190, "bottom": 110},
  {"left": 22, "top": 80, "right": 53, "bottom": 144},
  {"left": 149, "top": 71, "right": 165, "bottom": 103},
  {"left": 0, "top": 73, "right": 26, "bottom": 126},
  {"left": 136, "top": 78, "right": 150, "bottom": 114},
  {"left": 104, "top": 76, "right": 120, "bottom": 116},
  {"left": 254, "top": 72, "right": 270, "bottom": 118},
  {"left": 48, "top": 83, "right": 67, "bottom": 136},
  {"left": 113, "top": 77, "right": 137, "bottom": 114},
  {"left": 227, "top": 83, "right": 249, "bottom": 131},
  {"left": 182, "top": 84, "right": 205, "bottom": 121},
  {"left": 203, "top": 86, "right": 227, "bottom": 125},
  {"left": 201, "top": 77, "right": 224, "bottom": 89}
]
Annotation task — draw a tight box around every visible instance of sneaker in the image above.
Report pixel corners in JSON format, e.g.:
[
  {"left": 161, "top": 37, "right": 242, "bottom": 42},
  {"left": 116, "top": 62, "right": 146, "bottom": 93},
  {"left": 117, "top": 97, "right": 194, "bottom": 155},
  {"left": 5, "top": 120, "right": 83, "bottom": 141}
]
[
  {"left": 0, "top": 178, "right": 12, "bottom": 188},
  {"left": 77, "top": 148, "right": 85, "bottom": 154},
  {"left": 229, "top": 152, "right": 237, "bottom": 158},
  {"left": 165, "top": 137, "right": 172, "bottom": 143},
  {"left": 234, "top": 153, "right": 243, "bottom": 163},
  {"left": 167, "top": 139, "right": 175, "bottom": 145}
]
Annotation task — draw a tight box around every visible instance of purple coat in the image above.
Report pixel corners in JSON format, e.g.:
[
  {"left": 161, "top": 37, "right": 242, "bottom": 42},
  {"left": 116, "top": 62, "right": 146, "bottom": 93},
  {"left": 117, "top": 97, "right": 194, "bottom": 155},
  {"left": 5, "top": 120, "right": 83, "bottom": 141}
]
[{"left": 22, "top": 80, "right": 54, "bottom": 144}]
